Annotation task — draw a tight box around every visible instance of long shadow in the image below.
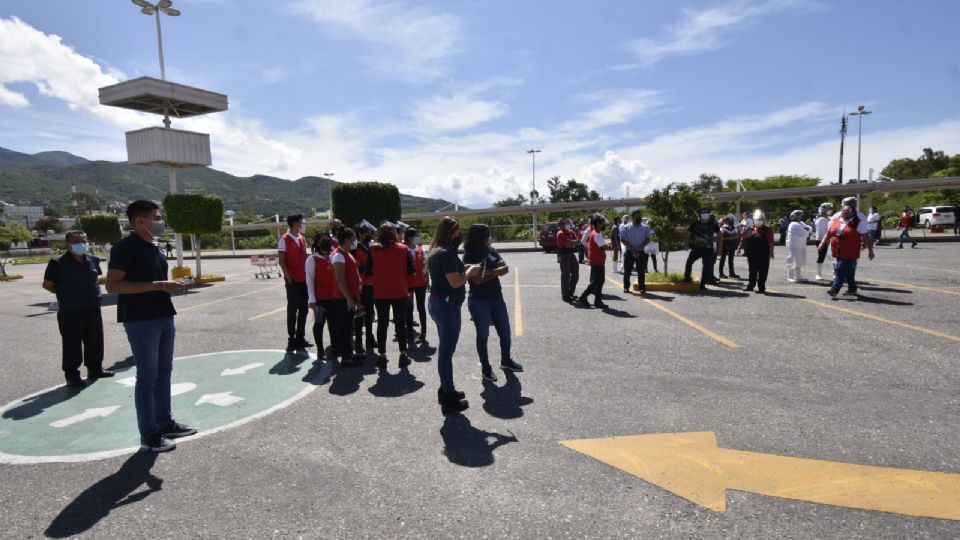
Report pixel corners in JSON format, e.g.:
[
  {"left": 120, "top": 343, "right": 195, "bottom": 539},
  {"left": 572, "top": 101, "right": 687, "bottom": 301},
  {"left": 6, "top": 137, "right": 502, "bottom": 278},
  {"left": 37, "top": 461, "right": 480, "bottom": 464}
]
[
  {"left": 367, "top": 368, "right": 425, "bottom": 398},
  {"left": 328, "top": 363, "right": 366, "bottom": 396},
  {"left": 762, "top": 291, "right": 807, "bottom": 299},
  {"left": 636, "top": 292, "right": 674, "bottom": 302},
  {"left": 599, "top": 306, "right": 637, "bottom": 318},
  {"left": 45, "top": 451, "right": 161, "bottom": 538},
  {"left": 439, "top": 413, "right": 517, "bottom": 468},
  {"left": 268, "top": 351, "right": 311, "bottom": 376},
  {"left": 698, "top": 288, "right": 751, "bottom": 298},
  {"left": 839, "top": 294, "right": 913, "bottom": 306},
  {"left": 405, "top": 342, "right": 436, "bottom": 363},
  {"left": 2, "top": 385, "right": 87, "bottom": 421},
  {"left": 105, "top": 355, "right": 136, "bottom": 373},
  {"left": 857, "top": 285, "right": 912, "bottom": 294},
  {"left": 481, "top": 371, "right": 533, "bottom": 419},
  {"left": 598, "top": 293, "right": 626, "bottom": 302},
  {"left": 24, "top": 311, "right": 54, "bottom": 318},
  {"left": 302, "top": 359, "right": 334, "bottom": 386}
]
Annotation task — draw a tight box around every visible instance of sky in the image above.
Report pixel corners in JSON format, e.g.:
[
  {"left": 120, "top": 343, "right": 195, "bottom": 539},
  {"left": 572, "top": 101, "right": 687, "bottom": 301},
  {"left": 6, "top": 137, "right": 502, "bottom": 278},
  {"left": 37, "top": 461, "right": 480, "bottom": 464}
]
[{"left": 1, "top": 0, "right": 959, "bottom": 208}]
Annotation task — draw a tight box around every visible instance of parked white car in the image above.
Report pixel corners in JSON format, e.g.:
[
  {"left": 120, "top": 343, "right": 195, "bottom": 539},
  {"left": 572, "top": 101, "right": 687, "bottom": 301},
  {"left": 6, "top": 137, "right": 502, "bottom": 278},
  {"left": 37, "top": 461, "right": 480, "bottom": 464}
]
[{"left": 917, "top": 205, "right": 957, "bottom": 228}]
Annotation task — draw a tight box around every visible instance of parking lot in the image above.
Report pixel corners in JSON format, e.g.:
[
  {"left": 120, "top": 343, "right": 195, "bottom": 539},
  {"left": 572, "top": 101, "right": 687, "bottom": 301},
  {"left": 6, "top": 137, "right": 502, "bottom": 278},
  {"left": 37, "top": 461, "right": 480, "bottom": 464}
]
[{"left": 1, "top": 241, "right": 959, "bottom": 538}]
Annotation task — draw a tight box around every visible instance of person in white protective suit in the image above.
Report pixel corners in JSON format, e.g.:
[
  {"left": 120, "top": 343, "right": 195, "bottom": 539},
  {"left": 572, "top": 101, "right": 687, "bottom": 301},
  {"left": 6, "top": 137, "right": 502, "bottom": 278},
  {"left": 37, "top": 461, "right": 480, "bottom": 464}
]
[
  {"left": 813, "top": 203, "right": 834, "bottom": 280},
  {"left": 785, "top": 209, "right": 812, "bottom": 282}
]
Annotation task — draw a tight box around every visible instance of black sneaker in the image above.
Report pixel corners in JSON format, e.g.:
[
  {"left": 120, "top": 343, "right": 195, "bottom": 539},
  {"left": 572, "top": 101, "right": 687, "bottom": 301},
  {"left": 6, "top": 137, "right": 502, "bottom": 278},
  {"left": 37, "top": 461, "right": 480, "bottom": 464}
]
[
  {"left": 416, "top": 332, "right": 427, "bottom": 343},
  {"left": 398, "top": 353, "right": 411, "bottom": 369},
  {"left": 377, "top": 354, "right": 388, "bottom": 369},
  {"left": 681, "top": 276, "right": 693, "bottom": 283},
  {"left": 140, "top": 434, "right": 177, "bottom": 452},
  {"left": 159, "top": 421, "right": 197, "bottom": 439},
  {"left": 594, "top": 302, "right": 608, "bottom": 309},
  {"left": 500, "top": 359, "right": 524, "bottom": 372},
  {"left": 286, "top": 340, "right": 296, "bottom": 353},
  {"left": 843, "top": 290, "right": 858, "bottom": 296},
  {"left": 65, "top": 376, "right": 86, "bottom": 388},
  {"left": 481, "top": 367, "right": 498, "bottom": 382},
  {"left": 88, "top": 369, "right": 114, "bottom": 379},
  {"left": 827, "top": 288, "right": 839, "bottom": 297}
]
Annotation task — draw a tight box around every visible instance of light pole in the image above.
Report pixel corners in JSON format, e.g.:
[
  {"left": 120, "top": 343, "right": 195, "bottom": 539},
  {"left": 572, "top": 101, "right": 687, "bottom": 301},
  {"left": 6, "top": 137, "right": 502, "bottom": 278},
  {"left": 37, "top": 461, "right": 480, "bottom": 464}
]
[
  {"left": 848, "top": 105, "right": 872, "bottom": 183},
  {"left": 323, "top": 173, "right": 335, "bottom": 218},
  {"left": 526, "top": 149, "right": 541, "bottom": 247}
]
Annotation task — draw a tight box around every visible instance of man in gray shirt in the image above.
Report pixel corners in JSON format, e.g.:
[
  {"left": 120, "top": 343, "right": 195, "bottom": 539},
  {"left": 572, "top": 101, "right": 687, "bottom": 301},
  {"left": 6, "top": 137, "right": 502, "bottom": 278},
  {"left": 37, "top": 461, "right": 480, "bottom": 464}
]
[{"left": 618, "top": 210, "right": 652, "bottom": 294}]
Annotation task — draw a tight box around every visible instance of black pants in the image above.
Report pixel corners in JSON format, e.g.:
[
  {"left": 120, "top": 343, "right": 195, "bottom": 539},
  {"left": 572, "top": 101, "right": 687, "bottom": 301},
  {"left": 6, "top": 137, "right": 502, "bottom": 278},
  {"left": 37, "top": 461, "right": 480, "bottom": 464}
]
[
  {"left": 406, "top": 287, "right": 427, "bottom": 338},
  {"left": 718, "top": 243, "right": 737, "bottom": 275},
  {"left": 285, "top": 282, "right": 308, "bottom": 343},
  {"left": 747, "top": 252, "right": 771, "bottom": 291},
  {"left": 559, "top": 252, "right": 579, "bottom": 300},
  {"left": 579, "top": 265, "right": 605, "bottom": 304},
  {"left": 577, "top": 243, "right": 585, "bottom": 264},
  {"left": 331, "top": 299, "right": 353, "bottom": 359},
  {"left": 375, "top": 298, "right": 408, "bottom": 355},
  {"left": 359, "top": 284, "right": 375, "bottom": 346},
  {"left": 622, "top": 250, "right": 648, "bottom": 291},
  {"left": 684, "top": 247, "right": 715, "bottom": 282},
  {"left": 312, "top": 300, "right": 336, "bottom": 352},
  {"left": 57, "top": 308, "right": 104, "bottom": 377},
  {"left": 816, "top": 243, "right": 829, "bottom": 264}
]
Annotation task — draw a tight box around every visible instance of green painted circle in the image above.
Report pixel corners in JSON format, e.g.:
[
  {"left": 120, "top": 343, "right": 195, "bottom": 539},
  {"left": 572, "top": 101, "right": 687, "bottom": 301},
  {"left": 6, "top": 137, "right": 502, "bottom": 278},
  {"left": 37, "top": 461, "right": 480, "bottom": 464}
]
[{"left": 0, "top": 350, "right": 325, "bottom": 463}]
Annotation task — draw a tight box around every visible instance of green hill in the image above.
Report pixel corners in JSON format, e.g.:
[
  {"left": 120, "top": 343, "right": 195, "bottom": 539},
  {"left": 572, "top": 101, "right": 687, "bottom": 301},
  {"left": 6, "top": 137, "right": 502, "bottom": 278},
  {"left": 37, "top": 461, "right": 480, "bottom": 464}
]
[{"left": 0, "top": 146, "right": 453, "bottom": 216}]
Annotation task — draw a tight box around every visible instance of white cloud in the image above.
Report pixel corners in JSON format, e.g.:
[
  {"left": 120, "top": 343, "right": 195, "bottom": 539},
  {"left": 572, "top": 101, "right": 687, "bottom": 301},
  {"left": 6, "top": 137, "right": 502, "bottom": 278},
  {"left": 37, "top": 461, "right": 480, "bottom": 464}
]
[
  {"left": 560, "top": 89, "right": 664, "bottom": 133},
  {"left": 625, "top": 0, "right": 814, "bottom": 67},
  {"left": 581, "top": 151, "right": 662, "bottom": 198},
  {"left": 290, "top": 0, "right": 460, "bottom": 81},
  {"left": 411, "top": 94, "right": 507, "bottom": 133}
]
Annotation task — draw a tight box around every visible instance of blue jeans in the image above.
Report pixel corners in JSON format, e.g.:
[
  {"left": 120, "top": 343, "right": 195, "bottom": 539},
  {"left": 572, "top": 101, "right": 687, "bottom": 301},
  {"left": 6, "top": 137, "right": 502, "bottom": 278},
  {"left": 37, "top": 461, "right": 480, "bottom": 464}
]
[
  {"left": 429, "top": 298, "right": 462, "bottom": 393},
  {"left": 899, "top": 229, "right": 915, "bottom": 246},
  {"left": 832, "top": 259, "right": 857, "bottom": 292},
  {"left": 123, "top": 316, "right": 176, "bottom": 438},
  {"left": 468, "top": 296, "right": 512, "bottom": 370}
]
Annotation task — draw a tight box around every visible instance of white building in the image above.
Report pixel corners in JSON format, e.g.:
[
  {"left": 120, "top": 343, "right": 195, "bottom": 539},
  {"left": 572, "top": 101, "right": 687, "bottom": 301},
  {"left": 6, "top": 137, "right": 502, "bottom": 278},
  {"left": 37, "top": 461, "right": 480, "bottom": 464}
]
[{"left": 1, "top": 203, "right": 44, "bottom": 228}]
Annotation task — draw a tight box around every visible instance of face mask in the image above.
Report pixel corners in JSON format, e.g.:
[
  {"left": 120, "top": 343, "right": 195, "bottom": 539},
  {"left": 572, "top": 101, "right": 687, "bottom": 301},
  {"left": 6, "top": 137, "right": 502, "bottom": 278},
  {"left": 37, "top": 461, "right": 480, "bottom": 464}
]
[
  {"left": 700, "top": 213, "right": 710, "bottom": 221},
  {"left": 756, "top": 219, "right": 765, "bottom": 226},
  {"left": 564, "top": 223, "right": 573, "bottom": 230},
  {"left": 69, "top": 242, "right": 89, "bottom": 256},
  {"left": 148, "top": 219, "right": 166, "bottom": 238},
  {"left": 351, "top": 240, "right": 359, "bottom": 250}
]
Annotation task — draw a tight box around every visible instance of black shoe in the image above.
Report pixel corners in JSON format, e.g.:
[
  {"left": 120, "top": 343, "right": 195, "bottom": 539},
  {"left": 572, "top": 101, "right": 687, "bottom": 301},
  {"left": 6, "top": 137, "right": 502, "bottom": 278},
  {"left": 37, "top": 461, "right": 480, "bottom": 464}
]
[
  {"left": 286, "top": 340, "right": 296, "bottom": 353},
  {"left": 757, "top": 288, "right": 765, "bottom": 294},
  {"left": 843, "top": 290, "right": 858, "bottom": 296},
  {"left": 140, "top": 434, "right": 176, "bottom": 453},
  {"left": 439, "top": 390, "right": 469, "bottom": 414},
  {"left": 377, "top": 354, "right": 387, "bottom": 369},
  {"left": 416, "top": 332, "right": 427, "bottom": 343},
  {"left": 827, "top": 288, "right": 839, "bottom": 297},
  {"left": 730, "top": 273, "right": 741, "bottom": 279},
  {"left": 718, "top": 273, "right": 727, "bottom": 279},
  {"left": 481, "top": 367, "right": 498, "bottom": 382},
  {"left": 398, "top": 353, "right": 411, "bottom": 369},
  {"left": 65, "top": 376, "right": 86, "bottom": 388},
  {"left": 745, "top": 285, "right": 754, "bottom": 292},
  {"left": 594, "top": 302, "right": 608, "bottom": 309},
  {"left": 367, "top": 337, "right": 378, "bottom": 350},
  {"left": 896, "top": 245, "right": 903, "bottom": 249},
  {"left": 912, "top": 243, "right": 918, "bottom": 248},
  {"left": 437, "top": 387, "right": 465, "bottom": 403},
  {"left": 577, "top": 296, "right": 590, "bottom": 306},
  {"left": 623, "top": 288, "right": 630, "bottom": 293},
  {"left": 501, "top": 359, "right": 524, "bottom": 372},
  {"left": 355, "top": 344, "right": 366, "bottom": 355},
  {"left": 88, "top": 369, "right": 114, "bottom": 379},
  {"left": 159, "top": 421, "right": 198, "bottom": 439},
  {"left": 681, "top": 276, "right": 693, "bottom": 283}
]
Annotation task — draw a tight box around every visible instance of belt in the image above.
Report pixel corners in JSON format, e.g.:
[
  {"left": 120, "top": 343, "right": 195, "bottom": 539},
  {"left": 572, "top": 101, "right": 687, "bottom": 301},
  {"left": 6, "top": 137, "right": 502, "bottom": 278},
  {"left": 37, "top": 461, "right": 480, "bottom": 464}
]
[{"left": 429, "top": 292, "right": 463, "bottom": 304}]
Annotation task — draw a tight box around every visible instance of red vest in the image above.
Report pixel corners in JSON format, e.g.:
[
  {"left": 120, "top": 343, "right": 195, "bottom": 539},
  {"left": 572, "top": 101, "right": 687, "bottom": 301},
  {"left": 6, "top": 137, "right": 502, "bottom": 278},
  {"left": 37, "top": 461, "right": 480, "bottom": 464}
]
[
  {"left": 587, "top": 229, "right": 606, "bottom": 267},
  {"left": 281, "top": 233, "right": 308, "bottom": 283},
  {"left": 310, "top": 255, "right": 335, "bottom": 300},
  {"left": 371, "top": 243, "right": 411, "bottom": 299},
  {"left": 354, "top": 246, "right": 373, "bottom": 286},
  {"left": 828, "top": 219, "right": 861, "bottom": 260},
  {"left": 408, "top": 245, "right": 428, "bottom": 288},
  {"left": 332, "top": 248, "right": 361, "bottom": 299}
]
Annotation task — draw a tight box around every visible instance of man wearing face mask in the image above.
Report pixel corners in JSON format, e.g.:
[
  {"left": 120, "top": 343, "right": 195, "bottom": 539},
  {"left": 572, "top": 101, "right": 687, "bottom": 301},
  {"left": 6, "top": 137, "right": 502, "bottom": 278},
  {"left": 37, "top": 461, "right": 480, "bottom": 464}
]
[
  {"left": 737, "top": 210, "right": 775, "bottom": 294},
  {"left": 683, "top": 208, "right": 720, "bottom": 290},
  {"left": 278, "top": 214, "right": 311, "bottom": 354},
  {"left": 106, "top": 200, "right": 194, "bottom": 453},
  {"left": 555, "top": 217, "right": 580, "bottom": 302},
  {"left": 813, "top": 203, "right": 834, "bottom": 281},
  {"left": 618, "top": 210, "right": 652, "bottom": 295},
  {"left": 821, "top": 197, "right": 874, "bottom": 297},
  {"left": 43, "top": 230, "right": 112, "bottom": 388},
  {"left": 577, "top": 214, "right": 611, "bottom": 308}
]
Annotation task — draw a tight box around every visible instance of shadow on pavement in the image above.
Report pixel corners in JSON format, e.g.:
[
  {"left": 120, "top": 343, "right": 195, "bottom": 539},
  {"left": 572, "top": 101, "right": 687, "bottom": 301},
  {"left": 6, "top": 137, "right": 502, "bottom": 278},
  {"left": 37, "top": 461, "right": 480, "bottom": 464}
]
[
  {"left": 45, "top": 451, "right": 161, "bottom": 538},
  {"left": 405, "top": 341, "right": 436, "bottom": 363},
  {"left": 302, "top": 359, "right": 334, "bottom": 385},
  {"left": 368, "top": 368, "right": 425, "bottom": 398},
  {"left": 105, "top": 355, "right": 135, "bottom": 373},
  {"left": 440, "top": 413, "right": 517, "bottom": 468},
  {"left": 268, "top": 351, "right": 311, "bottom": 376},
  {"left": 762, "top": 291, "right": 807, "bottom": 299},
  {"left": 840, "top": 294, "right": 914, "bottom": 306},
  {"left": 329, "top": 362, "right": 366, "bottom": 396},
  {"left": 1, "top": 385, "right": 87, "bottom": 421},
  {"left": 635, "top": 292, "right": 674, "bottom": 302},
  {"left": 698, "top": 288, "right": 751, "bottom": 298},
  {"left": 599, "top": 305, "right": 636, "bottom": 318},
  {"left": 481, "top": 371, "right": 533, "bottom": 419},
  {"left": 857, "top": 285, "right": 912, "bottom": 294}
]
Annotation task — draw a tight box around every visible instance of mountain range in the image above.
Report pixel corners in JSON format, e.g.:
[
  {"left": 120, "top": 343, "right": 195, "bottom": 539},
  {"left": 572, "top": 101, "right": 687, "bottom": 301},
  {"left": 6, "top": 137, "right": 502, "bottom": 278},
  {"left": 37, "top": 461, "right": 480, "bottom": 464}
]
[{"left": 0, "top": 146, "right": 453, "bottom": 216}]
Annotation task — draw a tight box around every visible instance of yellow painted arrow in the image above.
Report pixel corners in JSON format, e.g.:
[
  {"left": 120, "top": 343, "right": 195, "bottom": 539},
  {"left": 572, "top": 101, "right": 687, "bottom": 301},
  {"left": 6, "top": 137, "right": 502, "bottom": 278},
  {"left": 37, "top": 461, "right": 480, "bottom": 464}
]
[{"left": 561, "top": 432, "right": 960, "bottom": 521}]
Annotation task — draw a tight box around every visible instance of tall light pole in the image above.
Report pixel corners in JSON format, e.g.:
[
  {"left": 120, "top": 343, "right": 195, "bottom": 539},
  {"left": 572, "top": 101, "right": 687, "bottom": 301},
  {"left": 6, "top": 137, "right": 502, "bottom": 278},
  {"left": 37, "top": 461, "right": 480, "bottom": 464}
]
[
  {"left": 848, "top": 105, "right": 872, "bottom": 182},
  {"left": 837, "top": 111, "right": 847, "bottom": 185},
  {"left": 526, "top": 149, "right": 541, "bottom": 247},
  {"left": 323, "top": 173, "right": 335, "bottom": 218}
]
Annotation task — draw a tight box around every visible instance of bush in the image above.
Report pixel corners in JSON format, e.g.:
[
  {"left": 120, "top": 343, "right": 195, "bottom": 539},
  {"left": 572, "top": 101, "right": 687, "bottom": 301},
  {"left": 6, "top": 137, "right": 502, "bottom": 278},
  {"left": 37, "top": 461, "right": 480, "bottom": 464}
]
[
  {"left": 163, "top": 194, "right": 224, "bottom": 235},
  {"left": 332, "top": 181, "right": 401, "bottom": 229},
  {"left": 78, "top": 213, "right": 122, "bottom": 245}
]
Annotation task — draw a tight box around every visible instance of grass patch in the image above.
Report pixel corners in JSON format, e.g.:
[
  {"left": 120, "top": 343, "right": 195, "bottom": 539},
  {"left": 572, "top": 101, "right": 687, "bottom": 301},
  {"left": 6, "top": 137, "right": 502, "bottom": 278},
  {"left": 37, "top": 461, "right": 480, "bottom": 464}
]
[
  {"left": 11, "top": 255, "right": 56, "bottom": 266},
  {"left": 644, "top": 272, "right": 690, "bottom": 284}
]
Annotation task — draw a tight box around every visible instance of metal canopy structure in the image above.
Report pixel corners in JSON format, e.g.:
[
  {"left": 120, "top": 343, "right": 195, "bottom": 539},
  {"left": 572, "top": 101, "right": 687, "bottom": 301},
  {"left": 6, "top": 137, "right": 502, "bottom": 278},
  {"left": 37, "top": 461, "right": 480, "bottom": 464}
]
[{"left": 98, "top": 76, "right": 228, "bottom": 118}]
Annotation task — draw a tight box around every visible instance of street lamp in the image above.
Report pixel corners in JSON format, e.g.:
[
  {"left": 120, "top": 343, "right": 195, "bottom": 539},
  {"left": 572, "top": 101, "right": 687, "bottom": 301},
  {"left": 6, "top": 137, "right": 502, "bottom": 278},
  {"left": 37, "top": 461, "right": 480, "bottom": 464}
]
[
  {"left": 526, "top": 149, "right": 541, "bottom": 204},
  {"left": 323, "top": 173, "right": 335, "bottom": 218},
  {"left": 131, "top": 0, "right": 180, "bottom": 82},
  {"left": 848, "top": 105, "right": 872, "bottom": 183}
]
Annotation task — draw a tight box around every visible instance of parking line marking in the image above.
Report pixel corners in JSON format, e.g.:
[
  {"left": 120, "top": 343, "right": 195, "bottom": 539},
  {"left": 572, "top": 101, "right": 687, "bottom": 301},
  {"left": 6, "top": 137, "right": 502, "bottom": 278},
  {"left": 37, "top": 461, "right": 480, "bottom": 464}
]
[
  {"left": 248, "top": 306, "right": 285, "bottom": 321},
  {"left": 872, "top": 262, "right": 960, "bottom": 276},
  {"left": 514, "top": 267, "right": 523, "bottom": 336},
  {"left": 868, "top": 278, "right": 960, "bottom": 297},
  {"left": 803, "top": 299, "right": 960, "bottom": 343},
  {"left": 178, "top": 284, "right": 283, "bottom": 312}
]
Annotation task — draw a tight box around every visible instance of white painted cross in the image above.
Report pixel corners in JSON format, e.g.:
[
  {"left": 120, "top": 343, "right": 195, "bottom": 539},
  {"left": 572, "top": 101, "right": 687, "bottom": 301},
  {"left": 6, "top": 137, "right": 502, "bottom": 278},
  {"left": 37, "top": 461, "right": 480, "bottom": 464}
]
[
  {"left": 50, "top": 406, "right": 120, "bottom": 428},
  {"left": 221, "top": 362, "right": 264, "bottom": 376},
  {"left": 195, "top": 392, "right": 244, "bottom": 407}
]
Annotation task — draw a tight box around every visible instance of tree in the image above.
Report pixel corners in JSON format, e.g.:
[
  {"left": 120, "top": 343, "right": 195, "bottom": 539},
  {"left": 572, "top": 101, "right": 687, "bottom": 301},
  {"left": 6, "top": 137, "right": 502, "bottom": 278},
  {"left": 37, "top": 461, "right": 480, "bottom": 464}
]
[
  {"left": 644, "top": 183, "right": 702, "bottom": 275},
  {"left": 881, "top": 148, "right": 953, "bottom": 180},
  {"left": 332, "top": 181, "right": 401, "bottom": 230},
  {"left": 494, "top": 193, "right": 527, "bottom": 207},
  {"left": 78, "top": 213, "right": 122, "bottom": 250},
  {"left": 69, "top": 192, "right": 101, "bottom": 215},
  {"left": 32, "top": 216, "right": 64, "bottom": 234},
  {"left": 164, "top": 194, "right": 224, "bottom": 278},
  {"left": 548, "top": 178, "right": 601, "bottom": 203},
  {"left": 691, "top": 173, "right": 724, "bottom": 194},
  {"left": 0, "top": 222, "right": 32, "bottom": 277}
]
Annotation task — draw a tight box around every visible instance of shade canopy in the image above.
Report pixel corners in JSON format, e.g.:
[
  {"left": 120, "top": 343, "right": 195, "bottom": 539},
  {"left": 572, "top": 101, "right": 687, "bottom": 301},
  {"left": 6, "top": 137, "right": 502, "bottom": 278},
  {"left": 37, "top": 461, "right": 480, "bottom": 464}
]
[{"left": 99, "top": 76, "right": 228, "bottom": 118}]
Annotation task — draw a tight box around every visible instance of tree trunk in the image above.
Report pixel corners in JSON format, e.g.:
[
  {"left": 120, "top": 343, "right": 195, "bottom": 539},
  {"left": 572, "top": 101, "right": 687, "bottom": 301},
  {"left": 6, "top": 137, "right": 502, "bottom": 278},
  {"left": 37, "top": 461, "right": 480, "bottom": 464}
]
[{"left": 193, "top": 234, "right": 202, "bottom": 280}]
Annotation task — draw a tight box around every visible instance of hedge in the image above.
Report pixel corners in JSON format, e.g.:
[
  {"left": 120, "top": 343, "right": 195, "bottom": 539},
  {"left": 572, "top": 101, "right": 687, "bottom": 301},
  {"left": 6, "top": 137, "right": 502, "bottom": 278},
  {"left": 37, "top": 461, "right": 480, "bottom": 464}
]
[
  {"left": 163, "top": 194, "right": 224, "bottom": 235},
  {"left": 332, "top": 181, "right": 401, "bottom": 230},
  {"left": 78, "top": 213, "right": 122, "bottom": 245}
]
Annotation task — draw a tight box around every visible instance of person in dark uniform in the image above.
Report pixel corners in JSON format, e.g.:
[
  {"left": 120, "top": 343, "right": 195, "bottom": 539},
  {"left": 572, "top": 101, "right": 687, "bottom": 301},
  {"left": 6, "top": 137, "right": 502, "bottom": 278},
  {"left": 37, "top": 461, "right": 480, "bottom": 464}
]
[
  {"left": 737, "top": 210, "right": 775, "bottom": 294},
  {"left": 683, "top": 208, "right": 720, "bottom": 290},
  {"left": 164, "top": 241, "right": 173, "bottom": 258},
  {"left": 42, "top": 230, "right": 113, "bottom": 388}
]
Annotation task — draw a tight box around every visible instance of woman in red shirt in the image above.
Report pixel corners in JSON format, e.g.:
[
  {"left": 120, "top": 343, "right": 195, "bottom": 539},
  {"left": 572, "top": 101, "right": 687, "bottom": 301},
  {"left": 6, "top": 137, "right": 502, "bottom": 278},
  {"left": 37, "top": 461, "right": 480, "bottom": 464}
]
[
  {"left": 306, "top": 235, "right": 336, "bottom": 360},
  {"left": 405, "top": 228, "right": 429, "bottom": 343},
  {"left": 368, "top": 223, "right": 415, "bottom": 369},
  {"left": 331, "top": 227, "right": 363, "bottom": 366}
]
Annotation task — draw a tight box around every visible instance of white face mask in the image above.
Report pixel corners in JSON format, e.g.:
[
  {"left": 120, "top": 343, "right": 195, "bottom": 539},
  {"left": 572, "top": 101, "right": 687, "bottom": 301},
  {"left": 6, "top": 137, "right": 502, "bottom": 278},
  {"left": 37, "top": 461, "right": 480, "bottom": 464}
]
[
  {"left": 413, "top": 236, "right": 421, "bottom": 246},
  {"left": 69, "top": 242, "right": 89, "bottom": 256},
  {"left": 351, "top": 240, "right": 359, "bottom": 250},
  {"left": 564, "top": 223, "right": 573, "bottom": 230}
]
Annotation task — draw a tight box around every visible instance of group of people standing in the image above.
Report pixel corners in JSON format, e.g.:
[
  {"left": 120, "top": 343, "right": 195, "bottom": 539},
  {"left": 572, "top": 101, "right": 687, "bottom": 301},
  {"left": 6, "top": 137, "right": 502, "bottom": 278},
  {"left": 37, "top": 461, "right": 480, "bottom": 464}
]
[{"left": 277, "top": 215, "right": 524, "bottom": 415}]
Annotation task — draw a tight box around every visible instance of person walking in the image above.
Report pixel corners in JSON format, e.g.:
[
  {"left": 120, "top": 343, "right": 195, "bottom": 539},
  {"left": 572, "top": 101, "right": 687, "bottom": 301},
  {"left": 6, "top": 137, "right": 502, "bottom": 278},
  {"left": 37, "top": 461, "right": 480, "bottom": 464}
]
[
  {"left": 717, "top": 215, "right": 740, "bottom": 279},
  {"left": 164, "top": 241, "right": 173, "bottom": 258},
  {"left": 619, "top": 210, "right": 652, "bottom": 294},
  {"left": 821, "top": 198, "right": 875, "bottom": 297},
  {"left": 105, "top": 200, "right": 195, "bottom": 453},
  {"left": 278, "top": 214, "right": 311, "bottom": 354},
  {"left": 42, "top": 230, "right": 113, "bottom": 388},
  {"left": 897, "top": 206, "right": 918, "bottom": 249},
  {"left": 427, "top": 216, "right": 481, "bottom": 414},
  {"left": 813, "top": 203, "right": 834, "bottom": 281},
  {"left": 405, "top": 228, "right": 429, "bottom": 343},
  {"left": 738, "top": 210, "right": 775, "bottom": 294},
  {"left": 331, "top": 227, "right": 364, "bottom": 367},
  {"left": 867, "top": 206, "right": 882, "bottom": 246},
  {"left": 683, "top": 208, "right": 720, "bottom": 290},
  {"left": 463, "top": 224, "right": 524, "bottom": 383},
  {"left": 306, "top": 234, "right": 337, "bottom": 360},
  {"left": 368, "top": 223, "right": 414, "bottom": 370},
  {"left": 555, "top": 217, "right": 580, "bottom": 302},
  {"left": 785, "top": 210, "right": 812, "bottom": 282},
  {"left": 577, "top": 214, "right": 611, "bottom": 308}
]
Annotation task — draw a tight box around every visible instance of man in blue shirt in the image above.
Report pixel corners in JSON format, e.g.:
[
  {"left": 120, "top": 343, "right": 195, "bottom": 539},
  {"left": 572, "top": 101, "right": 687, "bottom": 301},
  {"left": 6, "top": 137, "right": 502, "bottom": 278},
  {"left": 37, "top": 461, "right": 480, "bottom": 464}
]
[
  {"left": 42, "top": 230, "right": 113, "bottom": 388},
  {"left": 106, "top": 200, "right": 196, "bottom": 453}
]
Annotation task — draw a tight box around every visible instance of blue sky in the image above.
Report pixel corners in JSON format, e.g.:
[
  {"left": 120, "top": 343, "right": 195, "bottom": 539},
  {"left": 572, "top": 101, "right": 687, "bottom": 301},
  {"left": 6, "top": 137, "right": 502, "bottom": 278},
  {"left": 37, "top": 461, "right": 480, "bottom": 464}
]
[{"left": 1, "top": 0, "right": 959, "bottom": 207}]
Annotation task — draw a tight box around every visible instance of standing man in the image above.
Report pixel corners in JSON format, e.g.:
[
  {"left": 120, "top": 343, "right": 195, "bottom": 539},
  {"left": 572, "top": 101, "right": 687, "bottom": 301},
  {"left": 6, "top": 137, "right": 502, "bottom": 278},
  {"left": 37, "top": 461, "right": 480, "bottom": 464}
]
[
  {"left": 683, "top": 208, "right": 720, "bottom": 290},
  {"left": 738, "top": 210, "right": 775, "bottom": 294},
  {"left": 577, "top": 214, "right": 611, "bottom": 308},
  {"left": 867, "top": 206, "right": 882, "bottom": 246},
  {"left": 619, "top": 210, "right": 651, "bottom": 295},
  {"left": 821, "top": 197, "right": 875, "bottom": 297},
  {"left": 106, "top": 200, "right": 195, "bottom": 453},
  {"left": 777, "top": 215, "right": 788, "bottom": 246},
  {"left": 278, "top": 214, "right": 311, "bottom": 353},
  {"left": 897, "top": 206, "right": 918, "bottom": 249},
  {"left": 164, "top": 241, "right": 173, "bottom": 258},
  {"left": 555, "top": 217, "right": 580, "bottom": 302},
  {"left": 610, "top": 217, "right": 622, "bottom": 273},
  {"left": 43, "top": 230, "right": 113, "bottom": 388}
]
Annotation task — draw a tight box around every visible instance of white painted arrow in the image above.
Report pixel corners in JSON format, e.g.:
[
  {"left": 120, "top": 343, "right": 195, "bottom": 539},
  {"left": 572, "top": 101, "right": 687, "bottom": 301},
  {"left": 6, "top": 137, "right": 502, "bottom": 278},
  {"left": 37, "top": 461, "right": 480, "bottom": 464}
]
[
  {"left": 116, "top": 376, "right": 137, "bottom": 387},
  {"left": 50, "top": 406, "right": 120, "bottom": 428},
  {"left": 171, "top": 382, "right": 197, "bottom": 396},
  {"left": 220, "top": 362, "right": 264, "bottom": 376},
  {"left": 195, "top": 392, "right": 244, "bottom": 407}
]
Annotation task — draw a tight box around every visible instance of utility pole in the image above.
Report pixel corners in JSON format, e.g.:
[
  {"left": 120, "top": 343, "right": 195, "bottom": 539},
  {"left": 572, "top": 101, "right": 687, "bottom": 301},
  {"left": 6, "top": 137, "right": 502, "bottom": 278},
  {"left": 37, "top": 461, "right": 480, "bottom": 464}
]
[{"left": 838, "top": 111, "right": 847, "bottom": 185}]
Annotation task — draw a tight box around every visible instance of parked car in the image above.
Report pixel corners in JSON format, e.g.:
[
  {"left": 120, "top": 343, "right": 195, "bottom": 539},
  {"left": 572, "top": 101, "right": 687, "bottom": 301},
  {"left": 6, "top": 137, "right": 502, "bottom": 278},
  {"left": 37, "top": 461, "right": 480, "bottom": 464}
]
[
  {"left": 916, "top": 205, "right": 957, "bottom": 228},
  {"left": 538, "top": 221, "right": 559, "bottom": 252}
]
